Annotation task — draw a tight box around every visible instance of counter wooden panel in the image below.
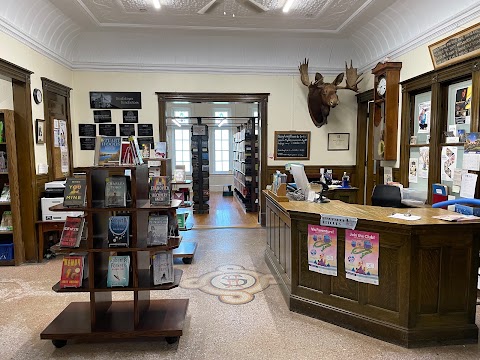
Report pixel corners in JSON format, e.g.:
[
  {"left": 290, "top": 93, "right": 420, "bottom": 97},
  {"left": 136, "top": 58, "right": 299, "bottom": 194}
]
[{"left": 264, "top": 191, "right": 480, "bottom": 348}]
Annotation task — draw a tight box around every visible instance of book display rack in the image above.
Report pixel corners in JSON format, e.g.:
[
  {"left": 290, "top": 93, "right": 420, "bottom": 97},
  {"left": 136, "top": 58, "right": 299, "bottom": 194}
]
[
  {"left": 191, "top": 124, "right": 209, "bottom": 214},
  {"left": 41, "top": 165, "right": 188, "bottom": 348},
  {"left": 0, "top": 110, "right": 22, "bottom": 266},
  {"left": 233, "top": 119, "right": 258, "bottom": 212}
]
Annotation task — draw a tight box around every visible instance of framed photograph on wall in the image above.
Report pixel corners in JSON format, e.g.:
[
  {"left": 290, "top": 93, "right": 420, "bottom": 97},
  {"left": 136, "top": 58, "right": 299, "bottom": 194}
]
[
  {"left": 36, "top": 119, "right": 45, "bottom": 144},
  {"left": 327, "top": 133, "right": 350, "bottom": 151}
]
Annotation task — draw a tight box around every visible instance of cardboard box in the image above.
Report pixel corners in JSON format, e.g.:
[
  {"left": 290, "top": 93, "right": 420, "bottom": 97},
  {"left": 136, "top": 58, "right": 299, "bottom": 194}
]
[{"left": 41, "top": 197, "right": 83, "bottom": 221}]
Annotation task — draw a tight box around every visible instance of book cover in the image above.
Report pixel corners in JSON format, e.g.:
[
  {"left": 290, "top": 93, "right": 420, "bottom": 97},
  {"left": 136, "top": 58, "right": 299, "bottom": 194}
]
[
  {"left": 108, "top": 216, "right": 130, "bottom": 247},
  {"left": 151, "top": 142, "right": 167, "bottom": 159},
  {"left": 129, "top": 136, "right": 144, "bottom": 165},
  {"left": 142, "top": 143, "right": 150, "bottom": 159},
  {"left": 147, "top": 215, "right": 168, "bottom": 246},
  {"left": 107, "top": 255, "right": 130, "bottom": 287},
  {"left": 173, "top": 192, "right": 184, "bottom": 204},
  {"left": 105, "top": 176, "right": 127, "bottom": 207},
  {"left": 95, "top": 136, "right": 121, "bottom": 166},
  {"left": 152, "top": 251, "right": 174, "bottom": 285},
  {"left": 63, "top": 178, "right": 87, "bottom": 207},
  {"left": 121, "top": 141, "right": 134, "bottom": 164},
  {"left": 174, "top": 165, "right": 186, "bottom": 182},
  {"left": 59, "top": 216, "right": 84, "bottom": 248},
  {"left": 149, "top": 176, "right": 170, "bottom": 205},
  {"left": 59, "top": 255, "right": 84, "bottom": 288},
  {"left": 0, "top": 210, "right": 12, "bottom": 231},
  {"left": 177, "top": 212, "right": 186, "bottom": 230},
  {"left": 0, "top": 184, "right": 10, "bottom": 202}
]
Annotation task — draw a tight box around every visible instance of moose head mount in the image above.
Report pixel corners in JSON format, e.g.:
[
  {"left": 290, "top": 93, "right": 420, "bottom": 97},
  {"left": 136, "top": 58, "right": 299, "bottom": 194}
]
[{"left": 299, "top": 58, "right": 363, "bottom": 128}]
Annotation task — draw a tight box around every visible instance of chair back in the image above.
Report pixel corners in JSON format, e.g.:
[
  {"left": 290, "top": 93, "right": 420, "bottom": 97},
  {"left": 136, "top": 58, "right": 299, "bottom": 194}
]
[{"left": 371, "top": 185, "right": 403, "bottom": 208}]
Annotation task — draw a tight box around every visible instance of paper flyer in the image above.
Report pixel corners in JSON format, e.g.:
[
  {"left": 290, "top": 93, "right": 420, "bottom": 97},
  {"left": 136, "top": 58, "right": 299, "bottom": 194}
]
[
  {"left": 59, "top": 120, "right": 67, "bottom": 149},
  {"left": 417, "top": 101, "right": 430, "bottom": 133},
  {"left": 384, "top": 166, "right": 393, "bottom": 184},
  {"left": 409, "top": 158, "right": 418, "bottom": 183},
  {"left": 61, "top": 148, "right": 69, "bottom": 173},
  {"left": 441, "top": 146, "right": 456, "bottom": 181},
  {"left": 418, "top": 147, "right": 429, "bottom": 179},
  {"left": 345, "top": 230, "right": 379, "bottom": 285},
  {"left": 307, "top": 225, "right": 337, "bottom": 276},
  {"left": 455, "top": 86, "right": 471, "bottom": 124},
  {"left": 460, "top": 173, "right": 477, "bottom": 199}
]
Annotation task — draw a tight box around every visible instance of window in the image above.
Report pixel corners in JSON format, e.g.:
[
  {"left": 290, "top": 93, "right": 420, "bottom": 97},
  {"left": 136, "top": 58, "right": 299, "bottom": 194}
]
[
  {"left": 174, "top": 129, "right": 191, "bottom": 172},
  {"left": 214, "top": 129, "right": 230, "bottom": 172}
]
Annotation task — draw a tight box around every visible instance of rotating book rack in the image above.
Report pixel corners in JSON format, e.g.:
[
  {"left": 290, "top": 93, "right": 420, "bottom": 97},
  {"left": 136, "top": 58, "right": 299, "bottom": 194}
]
[{"left": 41, "top": 165, "right": 188, "bottom": 348}]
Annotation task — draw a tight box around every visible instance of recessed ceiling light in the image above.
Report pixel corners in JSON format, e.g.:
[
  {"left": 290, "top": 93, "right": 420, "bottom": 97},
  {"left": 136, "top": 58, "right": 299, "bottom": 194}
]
[
  {"left": 283, "top": 0, "right": 294, "bottom": 13},
  {"left": 153, "top": 0, "right": 161, "bottom": 10}
]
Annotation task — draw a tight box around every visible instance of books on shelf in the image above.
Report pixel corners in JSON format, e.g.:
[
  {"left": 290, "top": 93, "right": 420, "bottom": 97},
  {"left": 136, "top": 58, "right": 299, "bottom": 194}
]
[
  {"left": 121, "top": 141, "right": 134, "bottom": 165},
  {"left": 59, "top": 216, "right": 85, "bottom": 248},
  {"left": 0, "top": 210, "right": 12, "bottom": 231},
  {"left": 152, "top": 251, "right": 174, "bottom": 285},
  {"left": 108, "top": 216, "right": 130, "bottom": 247},
  {"left": 147, "top": 214, "right": 168, "bottom": 246},
  {"left": 151, "top": 142, "right": 166, "bottom": 159},
  {"left": 107, "top": 255, "right": 130, "bottom": 287},
  {"left": 149, "top": 176, "right": 170, "bottom": 205},
  {"left": 129, "top": 136, "right": 144, "bottom": 165},
  {"left": 59, "top": 255, "right": 87, "bottom": 288},
  {"left": 63, "top": 178, "right": 87, "bottom": 208},
  {"left": 94, "top": 136, "right": 122, "bottom": 166},
  {"left": 105, "top": 176, "right": 127, "bottom": 207},
  {"left": 0, "top": 184, "right": 10, "bottom": 202}
]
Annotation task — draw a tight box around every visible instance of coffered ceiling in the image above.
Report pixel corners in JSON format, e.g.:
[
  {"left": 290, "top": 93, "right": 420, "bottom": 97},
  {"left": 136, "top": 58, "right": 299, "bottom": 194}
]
[{"left": 0, "top": 0, "right": 479, "bottom": 75}]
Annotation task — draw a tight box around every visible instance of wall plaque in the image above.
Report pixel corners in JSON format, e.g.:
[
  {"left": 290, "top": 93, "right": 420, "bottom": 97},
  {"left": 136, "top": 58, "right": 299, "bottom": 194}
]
[
  {"left": 93, "top": 110, "right": 112, "bottom": 123},
  {"left": 99, "top": 124, "right": 117, "bottom": 136},
  {"left": 80, "top": 137, "right": 96, "bottom": 150},
  {"left": 328, "top": 133, "right": 350, "bottom": 151},
  {"left": 79, "top": 124, "right": 96, "bottom": 137},
  {"left": 429, "top": 23, "right": 480, "bottom": 69},
  {"left": 120, "top": 124, "right": 135, "bottom": 137},
  {"left": 123, "top": 110, "right": 139, "bottom": 123},
  {"left": 274, "top": 131, "right": 310, "bottom": 160},
  {"left": 90, "top": 92, "right": 142, "bottom": 109},
  {"left": 138, "top": 124, "right": 153, "bottom": 136}
]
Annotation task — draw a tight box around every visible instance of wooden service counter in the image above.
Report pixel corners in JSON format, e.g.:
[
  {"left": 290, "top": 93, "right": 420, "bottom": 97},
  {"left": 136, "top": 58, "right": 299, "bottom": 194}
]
[{"left": 264, "top": 191, "right": 480, "bottom": 347}]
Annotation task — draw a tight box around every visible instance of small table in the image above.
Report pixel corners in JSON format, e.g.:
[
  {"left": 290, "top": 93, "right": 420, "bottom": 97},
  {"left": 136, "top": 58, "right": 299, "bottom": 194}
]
[{"left": 36, "top": 221, "right": 64, "bottom": 262}]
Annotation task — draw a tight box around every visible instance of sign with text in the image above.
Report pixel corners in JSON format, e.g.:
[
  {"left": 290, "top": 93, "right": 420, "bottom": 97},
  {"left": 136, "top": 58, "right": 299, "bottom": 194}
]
[
  {"left": 138, "top": 124, "right": 153, "bottom": 137},
  {"left": 307, "top": 225, "right": 337, "bottom": 276},
  {"left": 93, "top": 110, "right": 111, "bottom": 123},
  {"left": 345, "top": 230, "right": 379, "bottom": 285},
  {"left": 123, "top": 110, "right": 139, "bottom": 123},
  {"left": 90, "top": 92, "right": 142, "bottom": 109},
  {"left": 274, "top": 131, "right": 310, "bottom": 160},
  {"left": 80, "top": 137, "right": 96, "bottom": 150},
  {"left": 119, "top": 124, "right": 135, "bottom": 137},
  {"left": 79, "top": 124, "right": 96, "bottom": 137},
  {"left": 99, "top": 124, "right": 117, "bottom": 136},
  {"left": 137, "top": 137, "right": 154, "bottom": 147},
  {"left": 429, "top": 23, "right": 480, "bottom": 69}
]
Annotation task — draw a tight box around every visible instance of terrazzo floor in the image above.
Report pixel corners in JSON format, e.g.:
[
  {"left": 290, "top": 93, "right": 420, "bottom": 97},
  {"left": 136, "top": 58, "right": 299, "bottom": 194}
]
[{"left": 1, "top": 228, "right": 480, "bottom": 360}]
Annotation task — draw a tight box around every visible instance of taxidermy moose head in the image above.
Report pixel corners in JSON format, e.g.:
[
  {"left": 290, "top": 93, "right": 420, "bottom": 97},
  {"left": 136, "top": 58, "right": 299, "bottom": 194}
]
[{"left": 299, "top": 59, "right": 363, "bottom": 128}]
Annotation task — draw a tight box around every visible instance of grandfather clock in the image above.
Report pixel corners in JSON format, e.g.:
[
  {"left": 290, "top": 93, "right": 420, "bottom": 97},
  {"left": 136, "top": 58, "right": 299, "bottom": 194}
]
[{"left": 372, "top": 62, "right": 402, "bottom": 161}]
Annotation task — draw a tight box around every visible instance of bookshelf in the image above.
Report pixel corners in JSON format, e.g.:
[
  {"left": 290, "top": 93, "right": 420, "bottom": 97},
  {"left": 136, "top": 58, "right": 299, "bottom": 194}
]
[
  {"left": 191, "top": 125, "right": 209, "bottom": 214},
  {"left": 0, "top": 110, "right": 22, "bottom": 266},
  {"left": 233, "top": 119, "right": 258, "bottom": 212},
  {"left": 41, "top": 165, "right": 188, "bottom": 347}
]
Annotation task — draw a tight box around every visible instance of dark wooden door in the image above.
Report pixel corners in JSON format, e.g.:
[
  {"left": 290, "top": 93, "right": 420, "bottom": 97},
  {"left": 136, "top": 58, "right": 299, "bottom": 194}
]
[{"left": 366, "top": 102, "right": 376, "bottom": 205}]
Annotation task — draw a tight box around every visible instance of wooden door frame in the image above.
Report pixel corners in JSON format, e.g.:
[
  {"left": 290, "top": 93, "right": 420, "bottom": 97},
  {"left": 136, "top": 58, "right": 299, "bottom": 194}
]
[
  {"left": 0, "top": 57, "right": 36, "bottom": 262},
  {"left": 41, "top": 78, "right": 73, "bottom": 181},
  {"left": 156, "top": 92, "right": 269, "bottom": 225},
  {"left": 356, "top": 90, "right": 374, "bottom": 204}
]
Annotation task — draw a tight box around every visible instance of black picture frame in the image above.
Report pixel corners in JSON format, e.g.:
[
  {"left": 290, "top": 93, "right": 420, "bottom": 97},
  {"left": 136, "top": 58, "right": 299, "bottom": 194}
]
[
  {"left": 79, "top": 124, "right": 96, "bottom": 137},
  {"left": 93, "top": 110, "right": 112, "bottom": 123},
  {"left": 138, "top": 124, "right": 153, "bottom": 136},
  {"left": 119, "top": 124, "right": 135, "bottom": 137},
  {"left": 80, "top": 137, "right": 96, "bottom": 150},
  {"left": 327, "top": 133, "right": 350, "bottom": 151},
  {"left": 123, "top": 110, "right": 139, "bottom": 123},
  {"left": 36, "top": 119, "right": 45, "bottom": 144},
  {"left": 90, "top": 92, "right": 142, "bottom": 109},
  {"left": 99, "top": 124, "right": 117, "bottom": 136}
]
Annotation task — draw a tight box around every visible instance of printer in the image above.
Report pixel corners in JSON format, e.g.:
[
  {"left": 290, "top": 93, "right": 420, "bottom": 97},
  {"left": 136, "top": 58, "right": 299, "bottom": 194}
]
[{"left": 41, "top": 180, "right": 83, "bottom": 221}]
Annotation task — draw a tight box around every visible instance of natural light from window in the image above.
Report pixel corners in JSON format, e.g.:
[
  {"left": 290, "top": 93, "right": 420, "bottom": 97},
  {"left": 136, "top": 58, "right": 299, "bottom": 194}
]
[{"left": 214, "top": 129, "right": 230, "bottom": 172}]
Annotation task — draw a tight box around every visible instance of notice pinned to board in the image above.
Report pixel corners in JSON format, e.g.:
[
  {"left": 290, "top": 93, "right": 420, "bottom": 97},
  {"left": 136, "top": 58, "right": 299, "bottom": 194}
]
[{"left": 460, "top": 173, "right": 478, "bottom": 199}]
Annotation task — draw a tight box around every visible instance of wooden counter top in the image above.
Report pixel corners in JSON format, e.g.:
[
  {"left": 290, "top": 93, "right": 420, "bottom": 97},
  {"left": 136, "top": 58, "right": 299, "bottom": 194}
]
[{"left": 264, "top": 190, "right": 480, "bottom": 226}]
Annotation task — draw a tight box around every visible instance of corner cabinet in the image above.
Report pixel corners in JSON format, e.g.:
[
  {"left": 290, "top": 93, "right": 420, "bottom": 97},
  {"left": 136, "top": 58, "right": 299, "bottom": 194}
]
[
  {"left": 0, "top": 110, "right": 23, "bottom": 265},
  {"left": 40, "top": 165, "right": 188, "bottom": 347}
]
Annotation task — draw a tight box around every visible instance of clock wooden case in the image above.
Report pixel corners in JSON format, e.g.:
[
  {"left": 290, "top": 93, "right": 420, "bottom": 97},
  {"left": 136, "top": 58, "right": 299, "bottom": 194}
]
[{"left": 372, "top": 62, "right": 402, "bottom": 161}]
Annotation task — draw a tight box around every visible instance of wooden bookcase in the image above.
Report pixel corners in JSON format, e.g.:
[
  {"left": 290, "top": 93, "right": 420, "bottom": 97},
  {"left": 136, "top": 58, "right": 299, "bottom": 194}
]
[
  {"left": 41, "top": 165, "right": 188, "bottom": 347},
  {"left": 0, "top": 110, "right": 23, "bottom": 266},
  {"left": 233, "top": 119, "right": 258, "bottom": 212}
]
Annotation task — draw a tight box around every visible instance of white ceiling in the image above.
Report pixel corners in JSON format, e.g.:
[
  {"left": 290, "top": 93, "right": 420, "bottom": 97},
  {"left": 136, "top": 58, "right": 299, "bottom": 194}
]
[{"left": 0, "top": 0, "right": 479, "bottom": 74}]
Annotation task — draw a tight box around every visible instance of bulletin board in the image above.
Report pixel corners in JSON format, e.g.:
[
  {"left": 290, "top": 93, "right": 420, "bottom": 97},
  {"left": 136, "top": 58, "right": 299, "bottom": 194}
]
[{"left": 50, "top": 117, "right": 71, "bottom": 179}]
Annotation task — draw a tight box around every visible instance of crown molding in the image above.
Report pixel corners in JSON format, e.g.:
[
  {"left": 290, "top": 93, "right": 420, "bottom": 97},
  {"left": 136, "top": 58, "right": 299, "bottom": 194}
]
[
  {"left": 0, "top": 17, "right": 73, "bottom": 70},
  {"left": 358, "top": 2, "right": 480, "bottom": 73}
]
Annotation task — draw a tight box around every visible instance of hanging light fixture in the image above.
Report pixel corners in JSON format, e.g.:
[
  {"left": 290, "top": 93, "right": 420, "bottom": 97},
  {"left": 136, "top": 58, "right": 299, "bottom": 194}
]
[{"left": 153, "top": 0, "right": 161, "bottom": 10}]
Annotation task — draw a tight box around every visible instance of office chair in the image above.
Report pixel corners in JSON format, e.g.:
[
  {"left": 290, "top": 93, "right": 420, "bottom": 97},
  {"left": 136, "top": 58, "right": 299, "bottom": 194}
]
[{"left": 371, "top": 184, "right": 404, "bottom": 208}]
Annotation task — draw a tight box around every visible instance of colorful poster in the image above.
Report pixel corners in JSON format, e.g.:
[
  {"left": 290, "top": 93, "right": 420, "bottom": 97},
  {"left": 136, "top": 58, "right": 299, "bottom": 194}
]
[
  {"left": 345, "top": 230, "right": 379, "bottom": 285},
  {"left": 441, "top": 146, "right": 457, "bottom": 181},
  {"left": 454, "top": 86, "right": 471, "bottom": 124},
  {"left": 417, "top": 101, "right": 430, "bottom": 133},
  {"left": 307, "top": 225, "right": 337, "bottom": 276},
  {"left": 59, "top": 120, "right": 67, "bottom": 149},
  {"left": 418, "top": 147, "right": 429, "bottom": 179},
  {"left": 409, "top": 158, "right": 418, "bottom": 183}
]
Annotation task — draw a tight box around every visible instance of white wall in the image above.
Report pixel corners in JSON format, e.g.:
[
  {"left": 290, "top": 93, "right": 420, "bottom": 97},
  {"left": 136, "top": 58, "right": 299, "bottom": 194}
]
[
  {"left": 0, "top": 31, "right": 73, "bottom": 173},
  {"left": 0, "top": 75, "right": 13, "bottom": 110}
]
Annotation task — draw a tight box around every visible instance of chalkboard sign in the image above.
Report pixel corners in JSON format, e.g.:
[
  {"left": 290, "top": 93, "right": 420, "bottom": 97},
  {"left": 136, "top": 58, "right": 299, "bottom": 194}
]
[
  {"left": 429, "top": 23, "right": 480, "bottom": 69},
  {"left": 79, "top": 124, "right": 96, "bottom": 137},
  {"left": 99, "top": 124, "right": 117, "bottom": 136},
  {"left": 138, "top": 124, "right": 153, "bottom": 136},
  {"left": 274, "top": 131, "right": 310, "bottom": 160},
  {"left": 80, "top": 137, "right": 96, "bottom": 150},
  {"left": 119, "top": 124, "right": 135, "bottom": 137}
]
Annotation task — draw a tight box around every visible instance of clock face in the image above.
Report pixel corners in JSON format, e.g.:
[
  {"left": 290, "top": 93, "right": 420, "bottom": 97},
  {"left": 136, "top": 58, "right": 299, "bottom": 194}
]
[
  {"left": 33, "top": 88, "right": 43, "bottom": 104},
  {"left": 377, "top": 77, "right": 387, "bottom": 96}
]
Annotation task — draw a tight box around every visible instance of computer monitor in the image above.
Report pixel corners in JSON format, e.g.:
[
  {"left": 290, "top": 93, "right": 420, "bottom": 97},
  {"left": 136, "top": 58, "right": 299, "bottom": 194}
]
[{"left": 289, "top": 163, "right": 310, "bottom": 199}]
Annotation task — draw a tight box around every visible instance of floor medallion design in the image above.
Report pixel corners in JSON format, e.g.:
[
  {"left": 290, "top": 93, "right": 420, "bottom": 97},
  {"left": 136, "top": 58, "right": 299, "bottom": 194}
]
[{"left": 181, "top": 265, "right": 276, "bottom": 305}]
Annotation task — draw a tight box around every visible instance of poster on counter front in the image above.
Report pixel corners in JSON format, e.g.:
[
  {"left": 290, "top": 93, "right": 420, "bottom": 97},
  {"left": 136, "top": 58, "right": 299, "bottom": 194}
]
[
  {"left": 307, "top": 225, "right": 337, "bottom": 276},
  {"left": 345, "top": 230, "right": 379, "bottom": 285}
]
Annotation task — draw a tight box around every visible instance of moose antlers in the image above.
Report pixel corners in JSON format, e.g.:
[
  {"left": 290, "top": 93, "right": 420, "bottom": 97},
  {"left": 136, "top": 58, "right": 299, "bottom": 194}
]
[{"left": 336, "top": 60, "right": 363, "bottom": 92}]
